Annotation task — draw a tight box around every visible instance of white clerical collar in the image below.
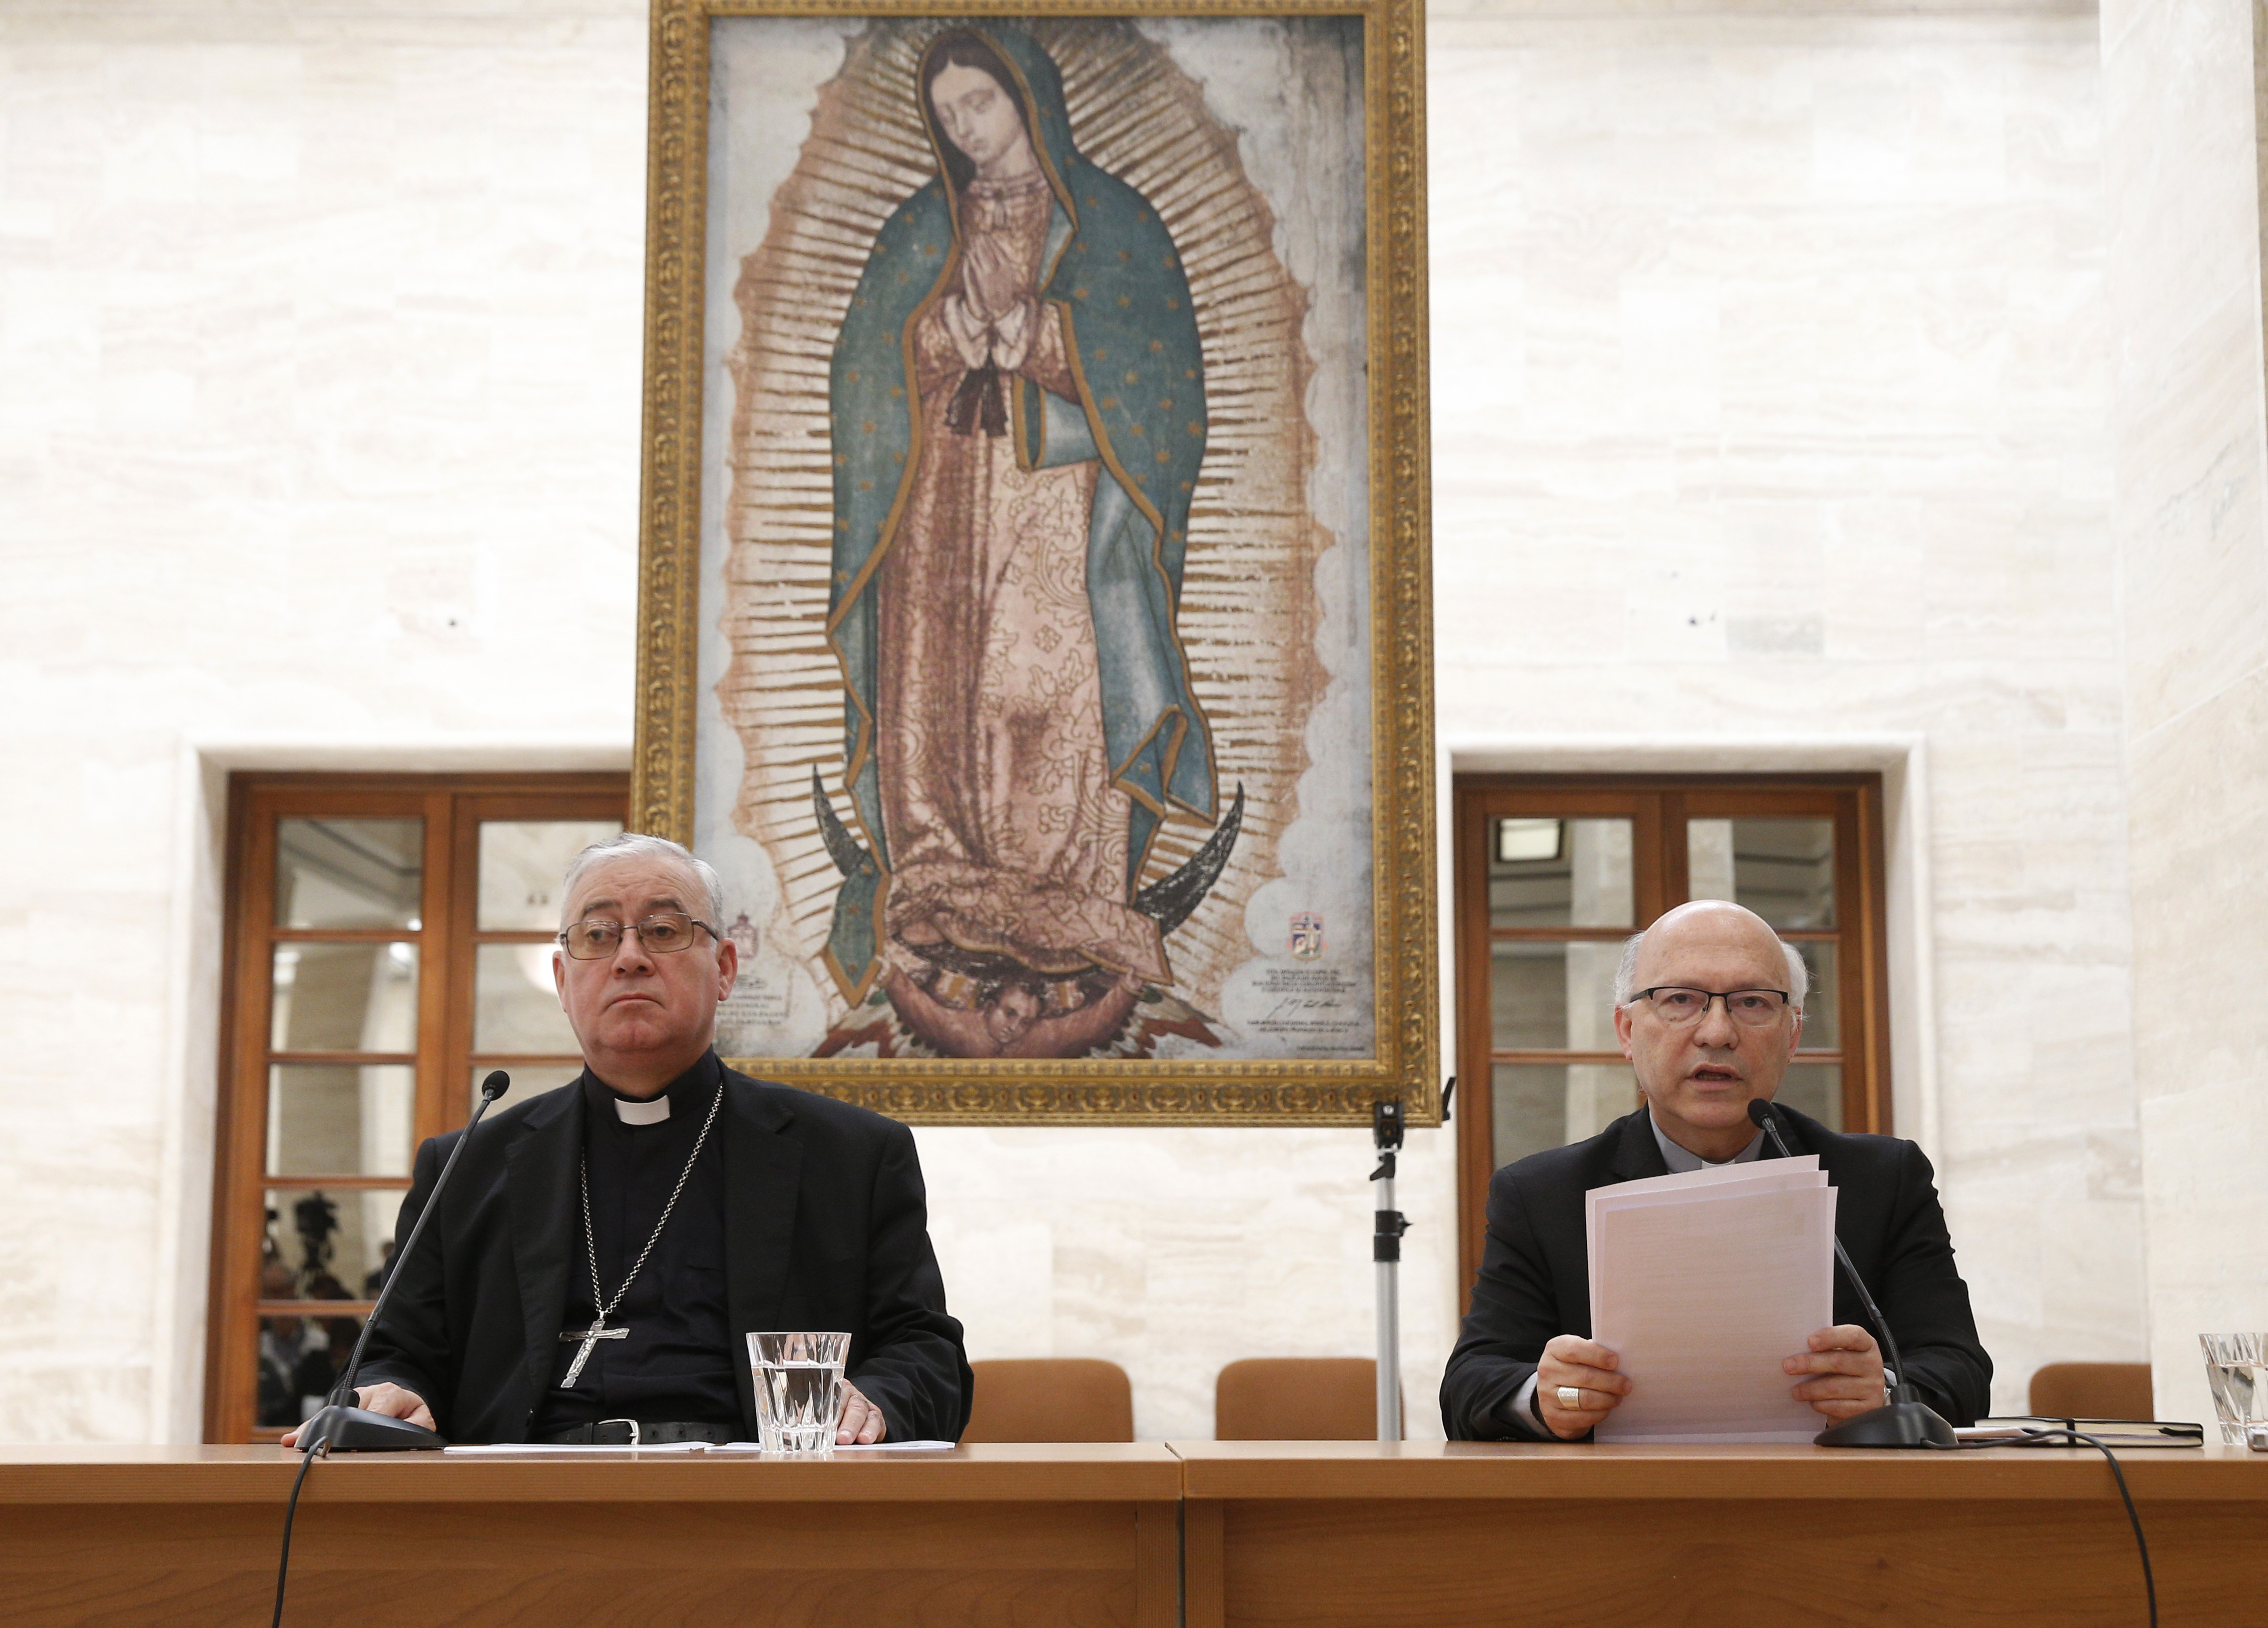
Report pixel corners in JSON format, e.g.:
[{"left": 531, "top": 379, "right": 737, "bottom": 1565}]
[
  {"left": 614, "top": 1093, "right": 672, "bottom": 1126},
  {"left": 1649, "top": 1106, "right": 1764, "bottom": 1173}
]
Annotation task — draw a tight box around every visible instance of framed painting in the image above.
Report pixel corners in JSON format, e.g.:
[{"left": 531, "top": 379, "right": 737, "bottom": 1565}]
[{"left": 634, "top": 0, "right": 1436, "bottom": 1122}]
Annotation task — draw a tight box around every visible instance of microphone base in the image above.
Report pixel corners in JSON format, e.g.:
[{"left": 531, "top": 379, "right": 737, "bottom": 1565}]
[
  {"left": 1813, "top": 1399, "right": 1957, "bottom": 1449},
  {"left": 297, "top": 1405, "right": 447, "bottom": 1453}
]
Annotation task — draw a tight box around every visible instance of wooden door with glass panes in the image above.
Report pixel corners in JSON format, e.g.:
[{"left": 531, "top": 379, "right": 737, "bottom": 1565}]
[
  {"left": 207, "top": 773, "right": 627, "bottom": 1442},
  {"left": 1452, "top": 775, "right": 1889, "bottom": 1289}
]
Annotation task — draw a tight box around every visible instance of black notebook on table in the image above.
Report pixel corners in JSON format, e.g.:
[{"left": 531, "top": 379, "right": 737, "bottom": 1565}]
[{"left": 1958, "top": 1415, "right": 2204, "bottom": 1447}]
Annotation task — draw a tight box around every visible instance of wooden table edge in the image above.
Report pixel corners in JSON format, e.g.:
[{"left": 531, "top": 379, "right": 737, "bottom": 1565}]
[
  {"left": 1162, "top": 1442, "right": 2268, "bottom": 1501},
  {"left": 0, "top": 1448, "right": 1184, "bottom": 1505}
]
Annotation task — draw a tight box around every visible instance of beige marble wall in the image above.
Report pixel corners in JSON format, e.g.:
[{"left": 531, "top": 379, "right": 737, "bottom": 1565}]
[
  {"left": 0, "top": 0, "right": 652, "bottom": 1441},
  {"left": 2098, "top": 0, "right": 2268, "bottom": 1424},
  {"left": 1430, "top": 2, "right": 2138, "bottom": 1412},
  {"left": 0, "top": 0, "right": 2136, "bottom": 1443}
]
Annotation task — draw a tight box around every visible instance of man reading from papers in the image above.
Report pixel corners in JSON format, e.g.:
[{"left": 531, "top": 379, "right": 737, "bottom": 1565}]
[
  {"left": 1440, "top": 900, "right": 1989, "bottom": 1441},
  {"left": 285, "top": 834, "right": 971, "bottom": 1447}
]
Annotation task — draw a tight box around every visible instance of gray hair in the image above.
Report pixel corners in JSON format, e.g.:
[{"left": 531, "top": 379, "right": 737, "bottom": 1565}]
[
  {"left": 558, "top": 833, "right": 725, "bottom": 929},
  {"left": 1611, "top": 921, "right": 1810, "bottom": 1010}
]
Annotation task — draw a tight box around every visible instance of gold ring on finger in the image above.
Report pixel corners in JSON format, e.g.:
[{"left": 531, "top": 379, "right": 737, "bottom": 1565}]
[{"left": 1556, "top": 1385, "right": 1582, "bottom": 1410}]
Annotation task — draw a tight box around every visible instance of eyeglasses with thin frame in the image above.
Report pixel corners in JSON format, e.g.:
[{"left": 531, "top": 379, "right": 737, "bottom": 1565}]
[
  {"left": 556, "top": 912, "right": 718, "bottom": 961},
  {"left": 1627, "top": 987, "right": 1795, "bottom": 1027}
]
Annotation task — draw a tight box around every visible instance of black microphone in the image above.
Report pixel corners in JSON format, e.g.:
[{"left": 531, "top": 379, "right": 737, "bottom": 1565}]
[
  {"left": 1747, "top": 1096, "right": 1955, "bottom": 1449},
  {"left": 296, "top": 1070, "right": 512, "bottom": 1453}
]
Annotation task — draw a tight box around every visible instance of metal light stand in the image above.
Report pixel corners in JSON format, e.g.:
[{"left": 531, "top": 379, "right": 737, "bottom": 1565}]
[{"left": 1371, "top": 1100, "right": 1409, "bottom": 1441}]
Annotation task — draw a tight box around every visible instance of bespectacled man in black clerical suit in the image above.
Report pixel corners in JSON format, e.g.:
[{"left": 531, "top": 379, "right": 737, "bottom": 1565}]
[
  {"left": 286, "top": 834, "right": 971, "bottom": 1448},
  {"left": 1441, "top": 900, "right": 1990, "bottom": 1441}
]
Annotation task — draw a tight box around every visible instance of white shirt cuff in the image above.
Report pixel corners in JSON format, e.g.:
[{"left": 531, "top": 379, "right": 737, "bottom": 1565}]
[{"left": 1501, "top": 1371, "right": 1553, "bottom": 1440}]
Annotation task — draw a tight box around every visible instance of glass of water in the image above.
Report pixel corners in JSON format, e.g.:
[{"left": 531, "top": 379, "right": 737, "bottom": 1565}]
[
  {"left": 2199, "top": 1332, "right": 2268, "bottom": 1445},
  {"left": 747, "top": 1331, "right": 851, "bottom": 1453}
]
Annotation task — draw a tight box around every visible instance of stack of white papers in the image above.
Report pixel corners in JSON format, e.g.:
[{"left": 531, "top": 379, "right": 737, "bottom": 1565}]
[
  {"left": 440, "top": 1440, "right": 958, "bottom": 1455},
  {"left": 1586, "top": 1156, "right": 1836, "bottom": 1444}
]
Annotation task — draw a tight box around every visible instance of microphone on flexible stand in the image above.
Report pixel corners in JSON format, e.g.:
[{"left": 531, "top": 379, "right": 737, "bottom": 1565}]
[
  {"left": 1747, "top": 1097, "right": 1956, "bottom": 1449},
  {"left": 295, "top": 1070, "right": 512, "bottom": 1453}
]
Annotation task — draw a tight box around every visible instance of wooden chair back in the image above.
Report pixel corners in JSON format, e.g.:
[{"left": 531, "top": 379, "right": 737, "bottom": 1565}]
[
  {"left": 1215, "top": 1357, "right": 1389, "bottom": 1440},
  {"left": 961, "top": 1358, "right": 1135, "bottom": 1442},
  {"left": 2027, "top": 1361, "right": 2153, "bottom": 1420}
]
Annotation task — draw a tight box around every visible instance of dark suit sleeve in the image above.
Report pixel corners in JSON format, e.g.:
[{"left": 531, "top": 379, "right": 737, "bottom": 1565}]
[
  {"left": 1877, "top": 1142, "right": 1992, "bottom": 1425},
  {"left": 350, "top": 1132, "right": 456, "bottom": 1429},
  {"left": 845, "top": 1122, "right": 973, "bottom": 1443},
  {"left": 1440, "top": 1165, "right": 1564, "bottom": 1440}
]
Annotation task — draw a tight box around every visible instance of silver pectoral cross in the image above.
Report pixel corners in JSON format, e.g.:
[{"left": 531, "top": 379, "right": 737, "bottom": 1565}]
[{"left": 558, "top": 1317, "right": 628, "bottom": 1386}]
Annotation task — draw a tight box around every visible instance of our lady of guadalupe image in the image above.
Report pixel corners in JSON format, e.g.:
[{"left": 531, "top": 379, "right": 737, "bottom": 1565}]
[
  {"left": 707, "top": 15, "right": 1376, "bottom": 1071},
  {"left": 817, "top": 27, "right": 1242, "bottom": 1061}
]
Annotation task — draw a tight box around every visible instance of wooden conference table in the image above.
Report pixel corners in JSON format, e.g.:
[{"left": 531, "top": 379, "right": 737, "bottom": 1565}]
[
  {"left": 0, "top": 1442, "right": 1181, "bottom": 1627},
  {"left": 1179, "top": 1440, "right": 2268, "bottom": 1626},
  {"left": 0, "top": 1439, "right": 2260, "bottom": 1626}
]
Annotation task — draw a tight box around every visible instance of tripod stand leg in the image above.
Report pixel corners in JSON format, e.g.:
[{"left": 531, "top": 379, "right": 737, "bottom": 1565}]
[{"left": 1371, "top": 1101, "right": 1409, "bottom": 1442}]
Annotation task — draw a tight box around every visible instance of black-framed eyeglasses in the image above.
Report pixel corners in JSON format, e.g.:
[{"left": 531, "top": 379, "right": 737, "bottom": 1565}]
[
  {"left": 556, "top": 912, "right": 718, "bottom": 961},
  {"left": 1628, "top": 987, "right": 1794, "bottom": 1027}
]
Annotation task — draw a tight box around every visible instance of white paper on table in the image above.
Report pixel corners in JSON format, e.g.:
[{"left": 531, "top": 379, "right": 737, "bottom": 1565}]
[
  {"left": 441, "top": 1441, "right": 714, "bottom": 1454},
  {"left": 439, "top": 1439, "right": 961, "bottom": 1455},
  {"left": 1587, "top": 1166, "right": 1836, "bottom": 1444},
  {"left": 712, "top": 1451, "right": 952, "bottom": 1460}
]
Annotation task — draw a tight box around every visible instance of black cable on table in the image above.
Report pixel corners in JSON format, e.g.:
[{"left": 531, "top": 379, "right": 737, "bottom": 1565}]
[
  {"left": 271, "top": 1440, "right": 326, "bottom": 1628},
  {"left": 1923, "top": 1428, "right": 2154, "bottom": 1627}
]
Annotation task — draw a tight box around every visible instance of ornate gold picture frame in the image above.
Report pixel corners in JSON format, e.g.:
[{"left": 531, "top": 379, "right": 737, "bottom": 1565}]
[{"left": 634, "top": 0, "right": 1435, "bottom": 1123}]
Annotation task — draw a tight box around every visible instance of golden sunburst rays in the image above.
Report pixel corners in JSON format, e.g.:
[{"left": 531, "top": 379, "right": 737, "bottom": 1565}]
[{"left": 716, "top": 17, "right": 1337, "bottom": 1029}]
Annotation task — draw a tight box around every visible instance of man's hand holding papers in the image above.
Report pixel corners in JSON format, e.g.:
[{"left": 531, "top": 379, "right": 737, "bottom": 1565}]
[
  {"left": 1533, "top": 1336, "right": 1630, "bottom": 1438},
  {"left": 1584, "top": 1157, "right": 1838, "bottom": 1443},
  {"left": 1530, "top": 1322, "right": 1883, "bottom": 1440},
  {"left": 1784, "top": 1324, "right": 1888, "bottom": 1422}
]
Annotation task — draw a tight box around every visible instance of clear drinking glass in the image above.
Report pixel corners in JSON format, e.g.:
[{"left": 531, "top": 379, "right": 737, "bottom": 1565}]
[
  {"left": 2200, "top": 1333, "right": 2268, "bottom": 1444},
  {"left": 747, "top": 1331, "right": 850, "bottom": 1453}
]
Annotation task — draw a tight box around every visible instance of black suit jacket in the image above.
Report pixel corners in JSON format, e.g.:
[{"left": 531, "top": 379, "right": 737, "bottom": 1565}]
[
  {"left": 356, "top": 1062, "right": 972, "bottom": 1444},
  {"left": 1440, "top": 1104, "right": 1991, "bottom": 1438}
]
